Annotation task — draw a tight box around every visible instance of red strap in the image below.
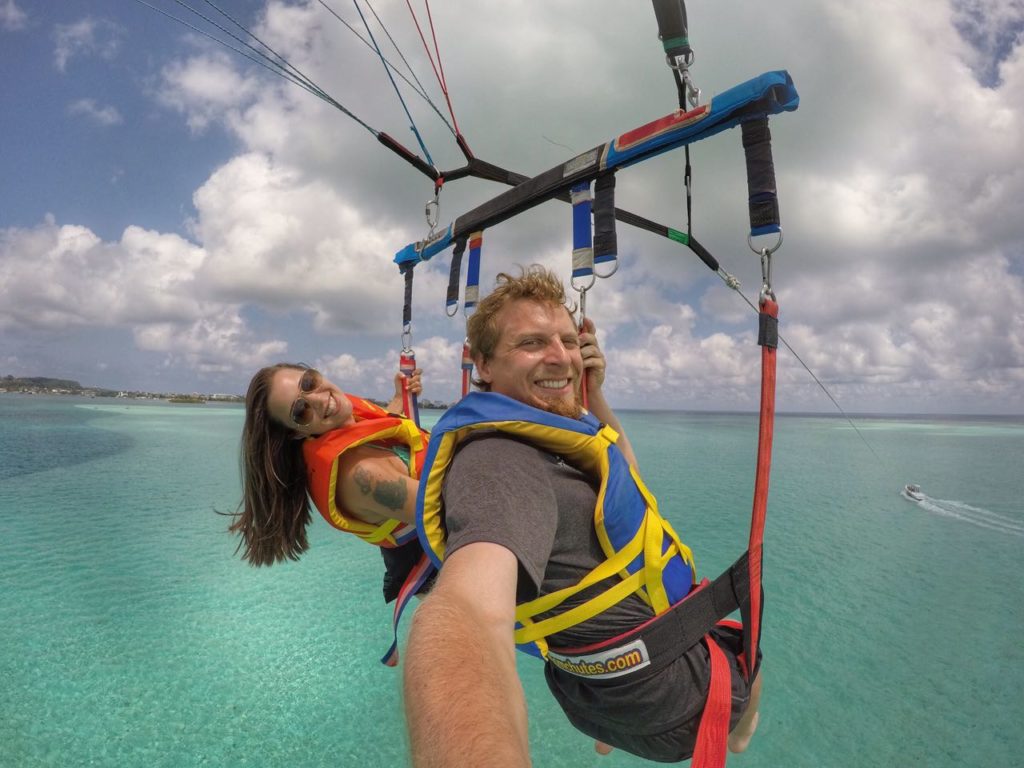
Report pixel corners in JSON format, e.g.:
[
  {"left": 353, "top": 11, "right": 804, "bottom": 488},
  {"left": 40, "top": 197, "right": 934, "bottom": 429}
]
[
  {"left": 691, "top": 636, "right": 732, "bottom": 768},
  {"left": 400, "top": 350, "right": 420, "bottom": 426},
  {"left": 745, "top": 297, "right": 777, "bottom": 676},
  {"left": 461, "top": 340, "right": 473, "bottom": 398},
  {"left": 578, "top": 319, "right": 590, "bottom": 411}
]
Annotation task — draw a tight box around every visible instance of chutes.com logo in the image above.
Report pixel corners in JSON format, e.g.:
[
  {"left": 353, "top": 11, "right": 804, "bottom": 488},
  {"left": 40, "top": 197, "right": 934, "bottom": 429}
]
[{"left": 547, "top": 638, "right": 651, "bottom": 680}]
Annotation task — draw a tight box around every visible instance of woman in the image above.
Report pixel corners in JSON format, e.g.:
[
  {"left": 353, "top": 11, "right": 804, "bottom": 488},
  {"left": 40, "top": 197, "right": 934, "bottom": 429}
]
[{"left": 232, "top": 364, "right": 426, "bottom": 580}]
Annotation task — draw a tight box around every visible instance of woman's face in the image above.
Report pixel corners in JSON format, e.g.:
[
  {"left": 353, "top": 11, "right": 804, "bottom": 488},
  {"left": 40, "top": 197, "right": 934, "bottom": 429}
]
[{"left": 267, "top": 368, "right": 354, "bottom": 437}]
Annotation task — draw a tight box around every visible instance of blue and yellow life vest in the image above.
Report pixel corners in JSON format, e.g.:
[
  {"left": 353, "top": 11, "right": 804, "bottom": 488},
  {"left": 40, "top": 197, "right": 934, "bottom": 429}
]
[{"left": 416, "top": 391, "right": 696, "bottom": 659}]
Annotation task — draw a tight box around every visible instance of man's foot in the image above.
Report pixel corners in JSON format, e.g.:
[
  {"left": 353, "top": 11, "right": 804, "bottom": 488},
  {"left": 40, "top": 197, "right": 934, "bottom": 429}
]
[
  {"left": 595, "top": 741, "right": 614, "bottom": 756},
  {"left": 727, "top": 711, "right": 759, "bottom": 753}
]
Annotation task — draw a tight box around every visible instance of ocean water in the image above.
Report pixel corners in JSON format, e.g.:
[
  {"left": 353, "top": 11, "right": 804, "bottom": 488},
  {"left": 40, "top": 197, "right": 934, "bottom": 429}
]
[{"left": 1, "top": 394, "right": 1021, "bottom": 767}]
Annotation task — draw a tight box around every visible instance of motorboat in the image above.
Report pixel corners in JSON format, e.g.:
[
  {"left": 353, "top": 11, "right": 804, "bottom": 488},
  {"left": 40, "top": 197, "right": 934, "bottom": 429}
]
[{"left": 903, "top": 483, "right": 924, "bottom": 501}]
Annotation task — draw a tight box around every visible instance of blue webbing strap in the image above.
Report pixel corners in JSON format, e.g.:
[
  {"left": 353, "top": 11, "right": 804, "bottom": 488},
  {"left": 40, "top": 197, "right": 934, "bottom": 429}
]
[
  {"left": 380, "top": 553, "right": 436, "bottom": 666},
  {"left": 570, "top": 182, "right": 594, "bottom": 284},
  {"left": 465, "top": 232, "right": 483, "bottom": 313}
]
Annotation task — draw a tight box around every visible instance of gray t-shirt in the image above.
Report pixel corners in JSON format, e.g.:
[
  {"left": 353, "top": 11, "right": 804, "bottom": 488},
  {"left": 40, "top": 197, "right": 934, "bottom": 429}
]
[
  {"left": 444, "top": 434, "right": 757, "bottom": 765},
  {"left": 442, "top": 432, "right": 654, "bottom": 648},
  {"left": 442, "top": 431, "right": 754, "bottom": 760}
]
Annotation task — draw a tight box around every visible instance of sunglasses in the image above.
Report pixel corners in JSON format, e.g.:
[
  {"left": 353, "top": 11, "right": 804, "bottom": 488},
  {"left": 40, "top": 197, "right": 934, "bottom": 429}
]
[{"left": 289, "top": 368, "right": 323, "bottom": 427}]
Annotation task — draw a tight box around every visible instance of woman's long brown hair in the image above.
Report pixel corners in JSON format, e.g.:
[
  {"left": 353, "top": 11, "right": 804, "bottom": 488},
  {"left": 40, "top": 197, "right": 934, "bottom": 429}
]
[{"left": 230, "top": 363, "right": 313, "bottom": 565}]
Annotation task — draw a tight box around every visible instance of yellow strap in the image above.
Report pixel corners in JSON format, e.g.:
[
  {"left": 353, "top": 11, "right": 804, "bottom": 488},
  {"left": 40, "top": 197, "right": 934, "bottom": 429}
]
[
  {"left": 516, "top": 522, "right": 646, "bottom": 619},
  {"left": 514, "top": 614, "right": 548, "bottom": 658},
  {"left": 360, "top": 518, "right": 403, "bottom": 545},
  {"left": 514, "top": 567, "right": 646, "bottom": 645}
]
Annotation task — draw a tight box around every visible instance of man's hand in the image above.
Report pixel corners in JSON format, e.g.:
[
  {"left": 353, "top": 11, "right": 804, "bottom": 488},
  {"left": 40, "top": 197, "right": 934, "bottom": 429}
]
[{"left": 579, "top": 318, "right": 605, "bottom": 392}]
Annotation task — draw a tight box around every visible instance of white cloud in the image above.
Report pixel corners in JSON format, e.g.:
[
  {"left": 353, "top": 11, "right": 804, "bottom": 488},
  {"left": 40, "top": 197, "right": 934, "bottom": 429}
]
[
  {"left": 67, "top": 98, "right": 123, "bottom": 126},
  {"left": 53, "top": 17, "right": 123, "bottom": 72},
  {"left": 8, "top": 0, "right": 1024, "bottom": 410},
  {"left": 189, "top": 152, "right": 417, "bottom": 334},
  {"left": 133, "top": 310, "right": 287, "bottom": 372},
  {"left": 1, "top": 0, "right": 27, "bottom": 31},
  {"left": 0, "top": 221, "right": 288, "bottom": 372},
  {"left": 156, "top": 50, "right": 263, "bottom": 134}
]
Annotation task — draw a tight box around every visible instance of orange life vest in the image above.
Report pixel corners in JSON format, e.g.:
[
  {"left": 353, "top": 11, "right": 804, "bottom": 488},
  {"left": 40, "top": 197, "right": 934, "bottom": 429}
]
[{"left": 302, "top": 394, "right": 427, "bottom": 548}]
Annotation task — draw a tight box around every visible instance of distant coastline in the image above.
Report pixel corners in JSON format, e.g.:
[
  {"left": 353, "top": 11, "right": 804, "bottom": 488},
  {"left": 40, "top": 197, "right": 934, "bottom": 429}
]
[
  {"left": 1, "top": 375, "right": 244, "bottom": 403},
  {"left": 0, "top": 375, "right": 450, "bottom": 410}
]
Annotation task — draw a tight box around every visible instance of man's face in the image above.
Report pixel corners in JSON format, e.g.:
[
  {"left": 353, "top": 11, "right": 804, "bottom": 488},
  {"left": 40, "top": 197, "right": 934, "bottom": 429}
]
[{"left": 476, "top": 299, "right": 583, "bottom": 418}]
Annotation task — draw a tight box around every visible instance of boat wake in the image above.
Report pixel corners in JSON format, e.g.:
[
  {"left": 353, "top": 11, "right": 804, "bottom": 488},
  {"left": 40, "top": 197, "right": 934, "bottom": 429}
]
[{"left": 907, "top": 493, "right": 1024, "bottom": 536}]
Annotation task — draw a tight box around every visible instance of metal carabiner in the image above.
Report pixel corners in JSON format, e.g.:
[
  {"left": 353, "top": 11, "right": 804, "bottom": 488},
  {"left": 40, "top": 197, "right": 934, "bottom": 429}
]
[
  {"left": 759, "top": 247, "right": 775, "bottom": 302},
  {"left": 576, "top": 286, "right": 588, "bottom": 329},
  {"left": 667, "top": 52, "right": 701, "bottom": 109},
  {"left": 401, "top": 323, "right": 413, "bottom": 354},
  {"left": 424, "top": 195, "right": 440, "bottom": 237},
  {"left": 685, "top": 79, "right": 701, "bottom": 109}
]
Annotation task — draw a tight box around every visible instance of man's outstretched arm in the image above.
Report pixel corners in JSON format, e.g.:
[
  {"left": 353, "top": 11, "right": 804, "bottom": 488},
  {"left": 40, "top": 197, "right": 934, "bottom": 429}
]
[{"left": 403, "top": 542, "right": 530, "bottom": 768}]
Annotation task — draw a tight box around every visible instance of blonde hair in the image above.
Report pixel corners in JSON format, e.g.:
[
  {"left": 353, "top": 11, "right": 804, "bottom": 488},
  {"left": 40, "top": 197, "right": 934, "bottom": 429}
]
[{"left": 466, "top": 265, "right": 576, "bottom": 391}]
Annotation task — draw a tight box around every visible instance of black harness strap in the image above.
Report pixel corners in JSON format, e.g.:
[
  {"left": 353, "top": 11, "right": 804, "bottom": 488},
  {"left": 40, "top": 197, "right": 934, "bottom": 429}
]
[
  {"left": 741, "top": 118, "right": 780, "bottom": 234},
  {"left": 445, "top": 237, "right": 467, "bottom": 314},
  {"left": 593, "top": 174, "right": 618, "bottom": 267}
]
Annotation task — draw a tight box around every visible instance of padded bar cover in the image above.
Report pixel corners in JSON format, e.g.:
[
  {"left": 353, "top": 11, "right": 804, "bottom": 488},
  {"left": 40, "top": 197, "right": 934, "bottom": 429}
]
[
  {"left": 394, "top": 72, "right": 798, "bottom": 266},
  {"left": 741, "top": 118, "right": 780, "bottom": 236}
]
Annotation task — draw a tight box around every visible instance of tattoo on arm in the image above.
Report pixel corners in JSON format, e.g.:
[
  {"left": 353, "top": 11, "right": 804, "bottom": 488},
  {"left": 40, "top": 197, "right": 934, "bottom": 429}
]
[
  {"left": 352, "top": 464, "right": 408, "bottom": 513},
  {"left": 353, "top": 466, "right": 372, "bottom": 496},
  {"left": 373, "top": 477, "right": 408, "bottom": 513}
]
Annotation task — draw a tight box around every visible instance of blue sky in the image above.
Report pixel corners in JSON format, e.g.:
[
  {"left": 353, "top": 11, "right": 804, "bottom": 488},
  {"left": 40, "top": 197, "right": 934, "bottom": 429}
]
[{"left": 2, "top": 0, "right": 1023, "bottom": 413}]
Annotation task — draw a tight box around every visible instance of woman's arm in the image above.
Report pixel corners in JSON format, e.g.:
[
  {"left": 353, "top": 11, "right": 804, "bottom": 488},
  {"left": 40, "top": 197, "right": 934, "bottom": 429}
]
[
  {"left": 336, "top": 446, "right": 418, "bottom": 525},
  {"left": 579, "top": 318, "right": 638, "bottom": 470}
]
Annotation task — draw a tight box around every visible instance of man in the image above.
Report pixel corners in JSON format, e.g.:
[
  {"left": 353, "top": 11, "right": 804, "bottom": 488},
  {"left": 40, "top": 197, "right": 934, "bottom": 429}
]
[{"left": 403, "top": 266, "right": 762, "bottom": 767}]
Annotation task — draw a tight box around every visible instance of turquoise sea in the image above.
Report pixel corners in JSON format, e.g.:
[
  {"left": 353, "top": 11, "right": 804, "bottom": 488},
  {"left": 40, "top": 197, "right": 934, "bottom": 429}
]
[{"left": 1, "top": 394, "right": 1022, "bottom": 767}]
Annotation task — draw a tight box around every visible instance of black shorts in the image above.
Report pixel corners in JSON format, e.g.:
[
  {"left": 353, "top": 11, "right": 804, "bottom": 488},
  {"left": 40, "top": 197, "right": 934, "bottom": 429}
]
[{"left": 544, "top": 625, "right": 758, "bottom": 763}]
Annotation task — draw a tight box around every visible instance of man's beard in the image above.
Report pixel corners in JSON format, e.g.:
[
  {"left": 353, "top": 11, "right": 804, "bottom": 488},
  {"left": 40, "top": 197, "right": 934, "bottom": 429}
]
[{"left": 541, "top": 391, "right": 583, "bottom": 420}]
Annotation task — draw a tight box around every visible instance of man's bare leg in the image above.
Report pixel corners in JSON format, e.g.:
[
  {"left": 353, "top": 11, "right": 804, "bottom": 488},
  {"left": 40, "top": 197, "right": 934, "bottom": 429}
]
[{"left": 727, "top": 672, "right": 763, "bottom": 753}]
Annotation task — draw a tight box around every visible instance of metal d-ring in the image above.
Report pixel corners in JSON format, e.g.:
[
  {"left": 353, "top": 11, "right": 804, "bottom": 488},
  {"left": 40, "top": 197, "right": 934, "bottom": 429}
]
[
  {"left": 748, "top": 227, "right": 783, "bottom": 257},
  {"left": 571, "top": 272, "right": 596, "bottom": 293}
]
